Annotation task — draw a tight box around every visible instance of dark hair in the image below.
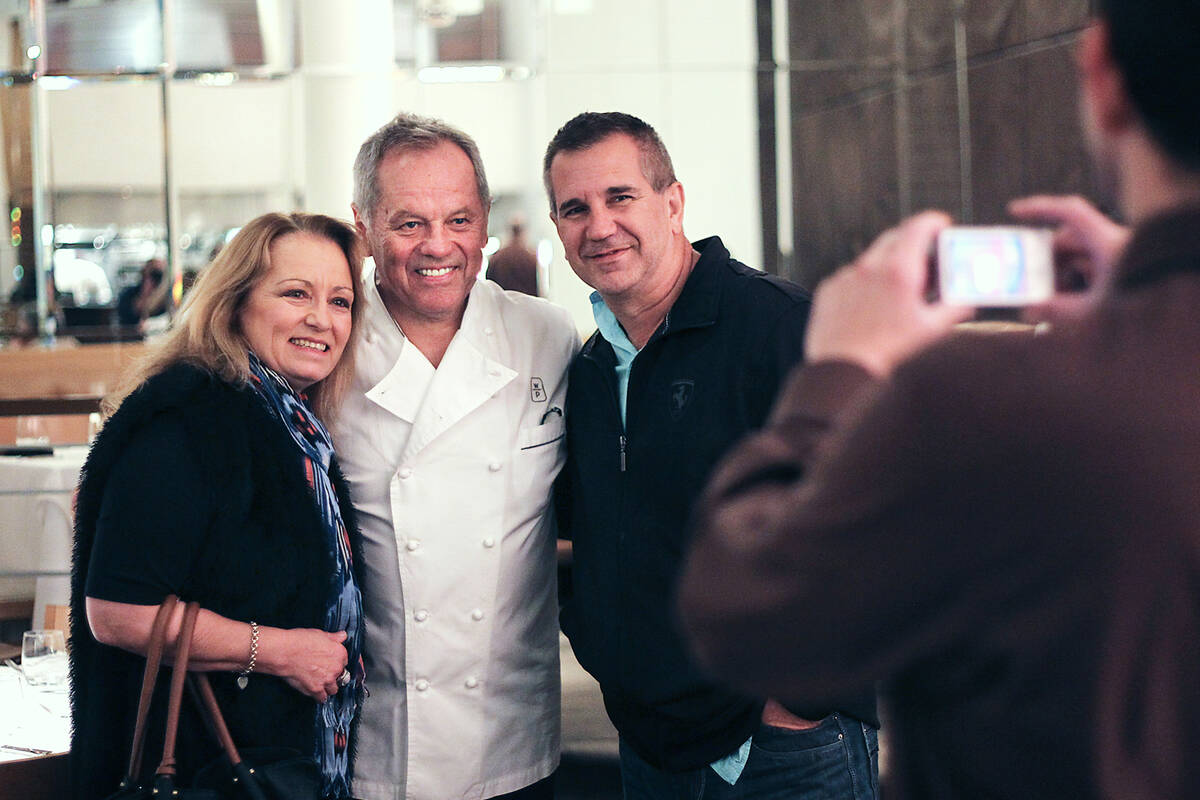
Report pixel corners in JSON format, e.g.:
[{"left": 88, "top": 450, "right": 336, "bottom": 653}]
[
  {"left": 1097, "top": 0, "right": 1200, "bottom": 171},
  {"left": 354, "top": 112, "right": 491, "bottom": 223},
  {"left": 542, "top": 112, "right": 677, "bottom": 214}
]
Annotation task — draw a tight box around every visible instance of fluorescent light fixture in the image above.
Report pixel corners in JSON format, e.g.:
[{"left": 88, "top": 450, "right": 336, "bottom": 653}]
[
  {"left": 553, "top": 0, "right": 594, "bottom": 13},
  {"left": 418, "top": 65, "right": 506, "bottom": 83},
  {"left": 195, "top": 72, "right": 238, "bottom": 86},
  {"left": 39, "top": 76, "right": 80, "bottom": 91}
]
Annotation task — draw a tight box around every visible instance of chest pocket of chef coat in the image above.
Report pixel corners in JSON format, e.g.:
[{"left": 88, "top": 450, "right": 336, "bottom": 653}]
[{"left": 512, "top": 416, "right": 566, "bottom": 506}]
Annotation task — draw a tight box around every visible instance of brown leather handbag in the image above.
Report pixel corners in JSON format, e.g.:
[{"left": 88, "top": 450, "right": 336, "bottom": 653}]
[{"left": 104, "top": 596, "right": 322, "bottom": 800}]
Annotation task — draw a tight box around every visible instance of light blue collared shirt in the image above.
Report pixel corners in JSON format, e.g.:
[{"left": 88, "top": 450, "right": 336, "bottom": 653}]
[
  {"left": 590, "top": 291, "right": 752, "bottom": 786},
  {"left": 590, "top": 292, "right": 639, "bottom": 425}
]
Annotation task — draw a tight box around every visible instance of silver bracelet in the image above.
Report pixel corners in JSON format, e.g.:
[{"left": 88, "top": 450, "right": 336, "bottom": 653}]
[{"left": 237, "top": 621, "right": 259, "bottom": 690}]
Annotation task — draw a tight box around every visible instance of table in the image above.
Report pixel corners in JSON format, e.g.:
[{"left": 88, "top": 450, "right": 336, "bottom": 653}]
[
  {"left": 0, "top": 446, "right": 89, "bottom": 627},
  {"left": 0, "top": 665, "right": 70, "bottom": 762},
  {"left": 0, "top": 753, "right": 70, "bottom": 800}
]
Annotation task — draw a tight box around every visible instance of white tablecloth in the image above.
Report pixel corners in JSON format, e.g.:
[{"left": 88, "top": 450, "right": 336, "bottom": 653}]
[
  {"left": 0, "top": 446, "right": 89, "bottom": 625},
  {"left": 0, "top": 666, "right": 70, "bottom": 761}
]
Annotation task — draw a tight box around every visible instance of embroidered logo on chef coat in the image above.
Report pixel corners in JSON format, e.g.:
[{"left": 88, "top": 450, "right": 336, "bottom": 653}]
[
  {"left": 530, "top": 377, "right": 547, "bottom": 402},
  {"left": 669, "top": 379, "right": 694, "bottom": 420}
]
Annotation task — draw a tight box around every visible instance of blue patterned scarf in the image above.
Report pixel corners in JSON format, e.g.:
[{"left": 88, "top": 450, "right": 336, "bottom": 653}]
[{"left": 247, "top": 353, "right": 364, "bottom": 799}]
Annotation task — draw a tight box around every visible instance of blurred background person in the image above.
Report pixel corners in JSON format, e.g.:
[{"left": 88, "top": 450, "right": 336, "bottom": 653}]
[
  {"left": 70, "top": 212, "right": 367, "bottom": 800},
  {"left": 486, "top": 213, "right": 540, "bottom": 296},
  {"left": 679, "top": 0, "right": 1200, "bottom": 797},
  {"left": 116, "top": 257, "right": 170, "bottom": 328}
]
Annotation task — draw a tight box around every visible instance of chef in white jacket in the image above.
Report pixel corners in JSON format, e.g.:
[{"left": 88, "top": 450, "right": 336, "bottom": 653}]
[{"left": 333, "top": 113, "right": 578, "bottom": 800}]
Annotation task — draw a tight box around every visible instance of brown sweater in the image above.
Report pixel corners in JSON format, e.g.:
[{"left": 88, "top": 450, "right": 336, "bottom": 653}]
[{"left": 679, "top": 204, "right": 1200, "bottom": 800}]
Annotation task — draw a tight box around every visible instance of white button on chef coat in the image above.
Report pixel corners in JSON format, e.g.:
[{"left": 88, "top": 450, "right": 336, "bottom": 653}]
[{"left": 332, "top": 268, "right": 578, "bottom": 800}]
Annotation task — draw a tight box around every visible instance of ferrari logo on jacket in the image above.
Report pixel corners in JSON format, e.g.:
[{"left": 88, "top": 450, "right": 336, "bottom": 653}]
[{"left": 669, "top": 379, "right": 694, "bottom": 420}]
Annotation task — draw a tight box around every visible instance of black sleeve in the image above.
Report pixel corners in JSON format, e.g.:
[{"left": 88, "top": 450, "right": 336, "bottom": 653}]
[
  {"left": 744, "top": 296, "right": 812, "bottom": 427},
  {"left": 85, "top": 412, "right": 216, "bottom": 605}
]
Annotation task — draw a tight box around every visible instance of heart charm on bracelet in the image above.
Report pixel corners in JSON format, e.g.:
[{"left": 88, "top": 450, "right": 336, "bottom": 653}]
[{"left": 237, "top": 675, "right": 249, "bottom": 690}]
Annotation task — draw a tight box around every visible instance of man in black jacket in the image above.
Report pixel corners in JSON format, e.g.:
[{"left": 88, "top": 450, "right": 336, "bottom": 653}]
[{"left": 545, "top": 111, "right": 878, "bottom": 798}]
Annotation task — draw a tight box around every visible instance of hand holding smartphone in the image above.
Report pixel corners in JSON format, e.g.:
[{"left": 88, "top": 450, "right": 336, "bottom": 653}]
[{"left": 936, "top": 226, "right": 1054, "bottom": 306}]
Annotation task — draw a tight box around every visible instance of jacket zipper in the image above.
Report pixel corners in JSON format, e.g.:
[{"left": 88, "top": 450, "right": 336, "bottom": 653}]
[{"left": 581, "top": 338, "right": 632, "bottom": 473}]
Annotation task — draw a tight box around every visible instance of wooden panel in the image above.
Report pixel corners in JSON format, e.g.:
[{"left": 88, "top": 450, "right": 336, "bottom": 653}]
[
  {"left": 969, "top": 41, "right": 1094, "bottom": 224},
  {"left": 0, "top": 597, "right": 34, "bottom": 623},
  {"left": 43, "top": 605, "right": 70, "bottom": 632},
  {"left": 0, "top": 754, "right": 70, "bottom": 799},
  {"left": 0, "top": 80, "right": 32, "bottom": 196},
  {"left": 791, "top": 90, "right": 899, "bottom": 286},
  {"left": 0, "top": 399, "right": 101, "bottom": 416},
  {"left": 0, "top": 343, "right": 145, "bottom": 401}
]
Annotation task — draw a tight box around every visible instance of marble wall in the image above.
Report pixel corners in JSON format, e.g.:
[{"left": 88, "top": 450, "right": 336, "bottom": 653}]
[{"left": 786, "top": 0, "right": 1098, "bottom": 287}]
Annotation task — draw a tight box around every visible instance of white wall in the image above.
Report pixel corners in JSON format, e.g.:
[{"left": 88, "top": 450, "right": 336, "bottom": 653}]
[
  {"left": 32, "top": 0, "right": 762, "bottom": 334},
  {"left": 44, "top": 81, "right": 165, "bottom": 190},
  {"left": 493, "top": 0, "right": 761, "bottom": 332},
  {"left": 169, "top": 82, "right": 296, "bottom": 191},
  {"left": 43, "top": 79, "right": 297, "bottom": 192}
]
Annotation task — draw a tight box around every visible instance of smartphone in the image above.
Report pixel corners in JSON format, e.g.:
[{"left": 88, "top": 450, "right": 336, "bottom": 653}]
[{"left": 937, "top": 226, "right": 1054, "bottom": 306}]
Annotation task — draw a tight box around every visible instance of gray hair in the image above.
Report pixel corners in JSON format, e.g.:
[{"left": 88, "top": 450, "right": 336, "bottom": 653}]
[{"left": 353, "top": 112, "right": 492, "bottom": 222}]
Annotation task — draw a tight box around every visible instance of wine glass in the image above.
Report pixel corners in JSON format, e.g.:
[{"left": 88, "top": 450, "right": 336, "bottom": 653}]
[
  {"left": 14, "top": 417, "right": 50, "bottom": 446},
  {"left": 21, "top": 630, "right": 68, "bottom": 689}
]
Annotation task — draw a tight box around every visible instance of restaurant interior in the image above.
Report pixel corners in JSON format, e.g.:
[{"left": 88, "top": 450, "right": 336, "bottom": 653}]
[{"left": 0, "top": 0, "right": 1101, "bottom": 796}]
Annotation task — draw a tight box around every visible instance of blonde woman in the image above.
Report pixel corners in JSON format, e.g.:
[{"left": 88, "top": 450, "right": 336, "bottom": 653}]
[{"left": 70, "top": 213, "right": 367, "bottom": 800}]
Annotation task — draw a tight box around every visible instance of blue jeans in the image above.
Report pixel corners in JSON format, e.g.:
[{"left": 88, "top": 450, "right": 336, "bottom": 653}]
[{"left": 619, "top": 714, "right": 878, "bottom": 800}]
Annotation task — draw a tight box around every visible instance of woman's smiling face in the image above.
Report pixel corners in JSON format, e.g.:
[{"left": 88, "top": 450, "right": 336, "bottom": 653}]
[{"left": 238, "top": 232, "right": 355, "bottom": 392}]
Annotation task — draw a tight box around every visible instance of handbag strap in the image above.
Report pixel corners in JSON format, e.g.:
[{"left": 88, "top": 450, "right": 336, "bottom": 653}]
[
  {"left": 189, "top": 640, "right": 272, "bottom": 800},
  {"left": 154, "top": 600, "right": 201, "bottom": 778},
  {"left": 124, "top": 594, "right": 179, "bottom": 782},
  {"left": 189, "top": 672, "right": 247, "bottom": 767}
]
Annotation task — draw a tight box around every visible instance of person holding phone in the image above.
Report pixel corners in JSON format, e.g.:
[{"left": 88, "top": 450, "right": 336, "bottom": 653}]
[{"left": 679, "top": 0, "right": 1200, "bottom": 797}]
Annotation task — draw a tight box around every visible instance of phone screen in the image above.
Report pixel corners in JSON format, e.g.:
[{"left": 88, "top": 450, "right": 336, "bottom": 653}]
[{"left": 937, "top": 227, "right": 1053, "bottom": 306}]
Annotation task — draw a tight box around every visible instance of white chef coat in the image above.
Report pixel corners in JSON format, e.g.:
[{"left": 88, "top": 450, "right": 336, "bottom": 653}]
[{"left": 332, "top": 264, "right": 579, "bottom": 800}]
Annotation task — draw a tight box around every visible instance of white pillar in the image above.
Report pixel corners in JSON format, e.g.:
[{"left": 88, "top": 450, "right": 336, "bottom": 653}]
[{"left": 298, "top": 0, "right": 395, "bottom": 219}]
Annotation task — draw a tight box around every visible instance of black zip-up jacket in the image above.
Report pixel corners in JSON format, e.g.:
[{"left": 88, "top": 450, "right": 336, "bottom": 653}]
[{"left": 558, "top": 236, "right": 877, "bottom": 771}]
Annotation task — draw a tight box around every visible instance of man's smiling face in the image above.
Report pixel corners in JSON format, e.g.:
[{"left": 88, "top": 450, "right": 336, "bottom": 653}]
[
  {"left": 549, "top": 133, "right": 684, "bottom": 303},
  {"left": 356, "top": 140, "right": 487, "bottom": 330}
]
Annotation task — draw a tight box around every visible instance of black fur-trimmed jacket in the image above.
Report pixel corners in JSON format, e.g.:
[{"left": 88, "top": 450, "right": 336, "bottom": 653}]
[{"left": 69, "top": 362, "right": 364, "bottom": 799}]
